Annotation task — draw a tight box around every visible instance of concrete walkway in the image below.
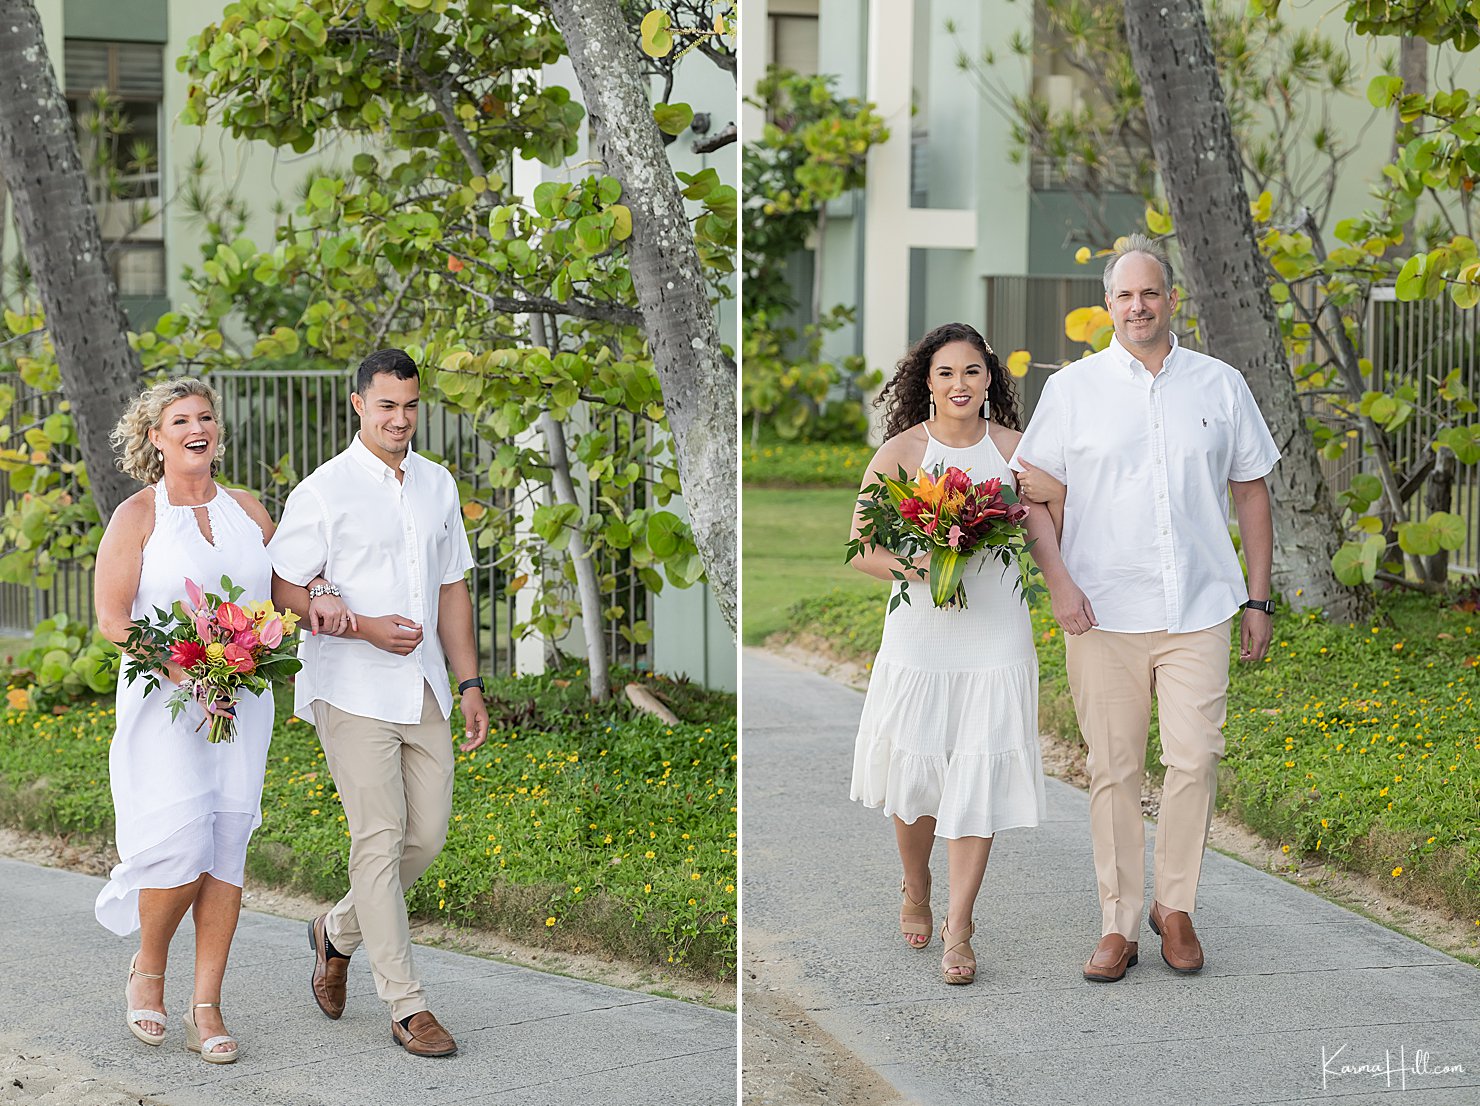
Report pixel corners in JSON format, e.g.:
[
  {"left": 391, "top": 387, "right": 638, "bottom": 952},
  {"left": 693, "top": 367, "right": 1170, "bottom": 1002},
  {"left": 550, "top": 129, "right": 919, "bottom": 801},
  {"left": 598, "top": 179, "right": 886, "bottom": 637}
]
[
  {"left": 742, "top": 649, "right": 1480, "bottom": 1105},
  {"left": 0, "top": 859, "right": 735, "bottom": 1106}
]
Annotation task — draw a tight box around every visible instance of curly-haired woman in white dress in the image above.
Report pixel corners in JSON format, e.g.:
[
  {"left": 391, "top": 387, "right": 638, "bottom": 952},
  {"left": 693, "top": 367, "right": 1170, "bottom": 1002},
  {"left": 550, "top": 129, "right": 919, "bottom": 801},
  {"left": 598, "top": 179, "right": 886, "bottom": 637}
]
[
  {"left": 93, "top": 379, "right": 346, "bottom": 1062},
  {"left": 849, "top": 322, "right": 1063, "bottom": 984}
]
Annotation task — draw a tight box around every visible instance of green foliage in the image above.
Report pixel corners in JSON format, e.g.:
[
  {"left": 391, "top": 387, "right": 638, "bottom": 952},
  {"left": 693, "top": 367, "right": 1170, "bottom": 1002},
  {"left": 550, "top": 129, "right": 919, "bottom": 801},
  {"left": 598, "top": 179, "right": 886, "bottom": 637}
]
[
  {"left": 0, "top": 667, "right": 738, "bottom": 977},
  {"left": 743, "top": 438, "right": 874, "bottom": 488},
  {"left": 743, "top": 69, "right": 888, "bottom": 441},
  {"left": 2, "top": 614, "right": 118, "bottom": 713}
]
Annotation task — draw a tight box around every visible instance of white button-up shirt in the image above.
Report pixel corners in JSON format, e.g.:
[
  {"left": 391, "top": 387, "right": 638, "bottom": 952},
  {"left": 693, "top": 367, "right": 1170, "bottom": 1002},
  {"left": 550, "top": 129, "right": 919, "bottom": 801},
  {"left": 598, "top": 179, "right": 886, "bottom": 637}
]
[
  {"left": 1011, "top": 334, "right": 1280, "bottom": 634},
  {"left": 268, "top": 434, "right": 475, "bottom": 725}
]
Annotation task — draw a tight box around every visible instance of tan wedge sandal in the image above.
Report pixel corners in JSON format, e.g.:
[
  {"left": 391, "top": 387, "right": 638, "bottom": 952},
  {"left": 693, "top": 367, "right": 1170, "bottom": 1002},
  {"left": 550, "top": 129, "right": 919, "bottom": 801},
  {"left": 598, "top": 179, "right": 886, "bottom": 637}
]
[
  {"left": 184, "top": 1001, "right": 238, "bottom": 1064},
  {"left": 125, "top": 953, "right": 167, "bottom": 1046},
  {"left": 939, "top": 921, "right": 977, "bottom": 985},
  {"left": 899, "top": 873, "right": 932, "bottom": 949}
]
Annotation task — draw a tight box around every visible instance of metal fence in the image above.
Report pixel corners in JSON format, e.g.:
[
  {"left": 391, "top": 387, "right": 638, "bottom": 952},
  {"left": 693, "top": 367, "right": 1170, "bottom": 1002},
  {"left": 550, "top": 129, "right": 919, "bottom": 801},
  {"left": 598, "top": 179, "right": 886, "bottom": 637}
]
[
  {"left": 984, "top": 275, "right": 1478, "bottom": 576},
  {"left": 1, "top": 369, "right": 652, "bottom": 673}
]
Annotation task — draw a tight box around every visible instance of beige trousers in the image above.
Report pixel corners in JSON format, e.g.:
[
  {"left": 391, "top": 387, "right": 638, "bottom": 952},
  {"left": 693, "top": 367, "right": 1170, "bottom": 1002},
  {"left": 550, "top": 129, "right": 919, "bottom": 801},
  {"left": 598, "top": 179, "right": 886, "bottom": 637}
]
[
  {"left": 311, "top": 683, "right": 453, "bottom": 1021},
  {"left": 1064, "top": 620, "right": 1232, "bottom": 939}
]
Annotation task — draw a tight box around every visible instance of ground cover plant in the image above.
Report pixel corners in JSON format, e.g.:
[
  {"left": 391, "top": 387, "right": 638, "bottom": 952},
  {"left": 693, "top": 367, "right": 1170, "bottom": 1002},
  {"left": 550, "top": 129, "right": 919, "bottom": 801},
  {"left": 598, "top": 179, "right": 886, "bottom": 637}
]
[
  {"left": 743, "top": 439, "right": 873, "bottom": 488},
  {"left": 0, "top": 665, "right": 736, "bottom": 981}
]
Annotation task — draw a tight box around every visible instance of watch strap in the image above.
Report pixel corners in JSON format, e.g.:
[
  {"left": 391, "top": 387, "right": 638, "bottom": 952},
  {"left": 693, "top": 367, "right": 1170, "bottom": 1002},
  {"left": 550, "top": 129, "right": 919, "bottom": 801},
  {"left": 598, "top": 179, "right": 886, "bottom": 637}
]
[{"left": 457, "top": 677, "right": 485, "bottom": 694}]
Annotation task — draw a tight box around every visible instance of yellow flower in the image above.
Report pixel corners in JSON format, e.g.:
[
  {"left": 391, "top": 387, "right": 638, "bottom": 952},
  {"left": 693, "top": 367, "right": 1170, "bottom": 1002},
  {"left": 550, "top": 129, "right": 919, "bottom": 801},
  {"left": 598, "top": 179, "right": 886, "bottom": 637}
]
[
  {"left": 438, "top": 879, "right": 446, "bottom": 889},
  {"left": 544, "top": 916, "right": 556, "bottom": 927},
  {"left": 644, "top": 884, "right": 651, "bottom": 893},
  {"left": 205, "top": 642, "right": 226, "bottom": 661},
  {"left": 1391, "top": 867, "right": 1403, "bottom": 878}
]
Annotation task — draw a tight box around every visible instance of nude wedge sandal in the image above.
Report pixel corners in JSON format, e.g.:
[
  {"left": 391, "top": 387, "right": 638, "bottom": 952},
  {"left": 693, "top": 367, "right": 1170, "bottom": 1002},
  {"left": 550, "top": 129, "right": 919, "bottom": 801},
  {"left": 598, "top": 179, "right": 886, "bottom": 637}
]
[
  {"left": 125, "top": 953, "right": 167, "bottom": 1046},
  {"left": 899, "top": 873, "right": 932, "bottom": 949},
  {"left": 939, "top": 920, "right": 977, "bottom": 985},
  {"left": 183, "top": 1001, "right": 238, "bottom": 1064}
]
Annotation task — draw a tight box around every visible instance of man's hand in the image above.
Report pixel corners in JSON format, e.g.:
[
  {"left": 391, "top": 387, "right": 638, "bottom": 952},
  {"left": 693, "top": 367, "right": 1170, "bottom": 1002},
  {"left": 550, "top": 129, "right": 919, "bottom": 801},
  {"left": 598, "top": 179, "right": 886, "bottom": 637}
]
[
  {"left": 1051, "top": 579, "right": 1098, "bottom": 636},
  {"left": 308, "top": 592, "right": 358, "bottom": 637},
  {"left": 1239, "top": 609, "right": 1273, "bottom": 663},
  {"left": 357, "top": 614, "right": 424, "bottom": 656},
  {"left": 1016, "top": 458, "right": 1065, "bottom": 504},
  {"left": 458, "top": 688, "right": 489, "bottom": 752}
]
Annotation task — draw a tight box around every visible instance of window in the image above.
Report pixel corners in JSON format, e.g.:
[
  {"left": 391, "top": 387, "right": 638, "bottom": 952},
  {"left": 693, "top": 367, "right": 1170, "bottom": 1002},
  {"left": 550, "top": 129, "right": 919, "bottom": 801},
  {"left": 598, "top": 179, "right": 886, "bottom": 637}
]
[
  {"left": 64, "top": 40, "right": 165, "bottom": 299},
  {"left": 768, "top": 0, "right": 818, "bottom": 75}
]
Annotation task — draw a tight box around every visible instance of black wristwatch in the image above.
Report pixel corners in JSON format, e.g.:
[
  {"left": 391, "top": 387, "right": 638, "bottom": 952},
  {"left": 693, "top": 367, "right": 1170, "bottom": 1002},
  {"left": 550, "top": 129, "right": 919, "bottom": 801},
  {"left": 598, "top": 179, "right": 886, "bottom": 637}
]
[
  {"left": 457, "top": 676, "right": 485, "bottom": 694},
  {"left": 1241, "top": 599, "right": 1275, "bottom": 614}
]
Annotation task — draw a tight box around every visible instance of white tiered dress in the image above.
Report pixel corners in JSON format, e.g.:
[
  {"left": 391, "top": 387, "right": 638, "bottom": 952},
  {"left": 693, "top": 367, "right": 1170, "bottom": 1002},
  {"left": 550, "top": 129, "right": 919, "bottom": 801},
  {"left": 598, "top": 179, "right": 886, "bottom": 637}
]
[
  {"left": 95, "top": 483, "right": 275, "bottom": 935},
  {"left": 850, "top": 423, "right": 1047, "bottom": 839}
]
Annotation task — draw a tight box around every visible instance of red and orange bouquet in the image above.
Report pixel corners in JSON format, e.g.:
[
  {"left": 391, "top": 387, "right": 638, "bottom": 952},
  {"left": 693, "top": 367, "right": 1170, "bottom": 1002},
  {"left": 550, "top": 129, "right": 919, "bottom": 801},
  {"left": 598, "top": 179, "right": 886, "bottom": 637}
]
[
  {"left": 120, "top": 575, "right": 302, "bottom": 743},
  {"left": 847, "top": 465, "right": 1043, "bottom": 610}
]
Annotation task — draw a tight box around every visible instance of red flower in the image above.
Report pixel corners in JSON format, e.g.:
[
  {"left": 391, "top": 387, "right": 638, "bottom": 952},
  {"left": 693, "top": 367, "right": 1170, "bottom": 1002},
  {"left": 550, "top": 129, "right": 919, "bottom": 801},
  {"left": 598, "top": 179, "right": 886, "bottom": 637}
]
[
  {"left": 898, "top": 497, "right": 927, "bottom": 522},
  {"left": 169, "top": 640, "right": 209, "bottom": 670},
  {"left": 943, "top": 467, "right": 973, "bottom": 494},
  {"left": 222, "top": 643, "right": 256, "bottom": 674},
  {"left": 217, "top": 602, "right": 250, "bottom": 633},
  {"left": 976, "top": 477, "right": 1002, "bottom": 498}
]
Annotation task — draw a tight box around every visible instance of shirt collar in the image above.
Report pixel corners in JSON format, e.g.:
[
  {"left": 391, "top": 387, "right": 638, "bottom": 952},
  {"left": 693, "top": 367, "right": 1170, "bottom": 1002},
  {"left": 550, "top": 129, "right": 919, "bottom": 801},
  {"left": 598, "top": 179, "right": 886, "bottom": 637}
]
[
  {"left": 1108, "top": 332, "right": 1180, "bottom": 378},
  {"left": 348, "top": 432, "right": 414, "bottom": 482}
]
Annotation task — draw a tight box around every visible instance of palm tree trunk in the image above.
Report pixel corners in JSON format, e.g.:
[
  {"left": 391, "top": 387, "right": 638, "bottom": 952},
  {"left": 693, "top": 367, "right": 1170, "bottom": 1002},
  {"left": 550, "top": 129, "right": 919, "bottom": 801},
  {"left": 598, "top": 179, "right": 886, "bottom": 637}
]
[
  {"left": 1123, "top": 0, "right": 1367, "bottom": 620},
  {"left": 546, "top": 0, "right": 737, "bottom": 636},
  {"left": 0, "top": 0, "right": 140, "bottom": 519}
]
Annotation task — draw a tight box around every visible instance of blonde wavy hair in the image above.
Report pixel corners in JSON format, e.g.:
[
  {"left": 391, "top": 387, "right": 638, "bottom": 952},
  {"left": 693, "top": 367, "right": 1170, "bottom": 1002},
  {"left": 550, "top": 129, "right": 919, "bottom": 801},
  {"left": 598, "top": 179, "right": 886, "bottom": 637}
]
[{"left": 111, "top": 378, "right": 226, "bottom": 485}]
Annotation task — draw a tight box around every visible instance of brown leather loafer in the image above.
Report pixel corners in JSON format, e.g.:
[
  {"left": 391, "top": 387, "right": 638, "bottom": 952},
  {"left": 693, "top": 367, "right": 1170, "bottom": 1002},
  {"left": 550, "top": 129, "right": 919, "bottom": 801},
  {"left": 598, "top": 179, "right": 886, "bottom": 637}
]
[
  {"left": 1148, "top": 901, "right": 1204, "bottom": 973},
  {"left": 391, "top": 1010, "right": 458, "bottom": 1057},
  {"left": 308, "top": 914, "right": 348, "bottom": 1019},
  {"left": 1083, "top": 933, "right": 1139, "bottom": 982}
]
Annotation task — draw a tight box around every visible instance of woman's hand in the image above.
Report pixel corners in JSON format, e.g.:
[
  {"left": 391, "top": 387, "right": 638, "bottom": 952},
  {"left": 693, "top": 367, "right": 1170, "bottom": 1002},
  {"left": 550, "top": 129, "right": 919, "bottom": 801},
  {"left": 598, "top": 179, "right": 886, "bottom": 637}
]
[
  {"left": 308, "top": 591, "right": 358, "bottom": 637},
  {"left": 1016, "top": 458, "right": 1065, "bottom": 504}
]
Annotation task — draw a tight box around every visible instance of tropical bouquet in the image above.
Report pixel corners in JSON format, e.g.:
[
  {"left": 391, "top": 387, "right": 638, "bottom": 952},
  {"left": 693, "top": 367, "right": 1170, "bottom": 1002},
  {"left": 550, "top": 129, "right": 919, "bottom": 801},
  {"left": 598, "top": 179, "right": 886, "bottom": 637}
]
[
  {"left": 120, "top": 575, "right": 302, "bottom": 743},
  {"left": 847, "top": 465, "right": 1043, "bottom": 611}
]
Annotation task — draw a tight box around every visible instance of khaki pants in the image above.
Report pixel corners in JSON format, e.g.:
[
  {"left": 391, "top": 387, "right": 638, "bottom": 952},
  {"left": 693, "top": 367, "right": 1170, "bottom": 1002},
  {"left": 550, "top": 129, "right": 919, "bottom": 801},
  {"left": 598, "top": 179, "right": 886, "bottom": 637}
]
[
  {"left": 1065, "top": 621, "right": 1231, "bottom": 939},
  {"left": 311, "top": 683, "right": 453, "bottom": 1021}
]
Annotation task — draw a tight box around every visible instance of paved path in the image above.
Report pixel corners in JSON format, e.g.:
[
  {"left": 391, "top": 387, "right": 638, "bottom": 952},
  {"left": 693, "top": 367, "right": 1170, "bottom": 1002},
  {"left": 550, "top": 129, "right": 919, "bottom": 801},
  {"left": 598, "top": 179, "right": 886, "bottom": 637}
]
[
  {"left": 742, "top": 649, "right": 1480, "bottom": 1105},
  {"left": 0, "top": 859, "right": 735, "bottom": 1106}
]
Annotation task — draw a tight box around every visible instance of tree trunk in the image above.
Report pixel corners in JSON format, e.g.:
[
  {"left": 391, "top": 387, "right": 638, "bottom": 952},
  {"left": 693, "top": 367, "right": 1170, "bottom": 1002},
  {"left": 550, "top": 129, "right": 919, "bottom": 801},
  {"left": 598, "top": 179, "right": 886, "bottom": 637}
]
[
  {"left": 1395, "top": 37, "right": 1427, "bottom": 255},
  {"left": 0, "top": 1, "right": 140, "bottom": 520},
  {"left": 1422, "top": 446, "right": 1455, "bottom": 585},
  {"left": 1123, "top": 0, "right": 1368, "bottom": 621},
  {"left": 547, "top": 0, "right": 738, "bottom": 637},
  {"left": 539, "top": 410, "right": 613, "bottom": 702}
]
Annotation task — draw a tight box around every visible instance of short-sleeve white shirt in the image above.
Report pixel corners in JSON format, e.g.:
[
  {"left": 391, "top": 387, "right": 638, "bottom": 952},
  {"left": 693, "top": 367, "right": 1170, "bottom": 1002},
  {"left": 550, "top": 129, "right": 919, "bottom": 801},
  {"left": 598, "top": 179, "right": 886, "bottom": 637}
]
[
  {"left": 267, "top": 434, "right": 476, "bottom": 726},
  {"left": 1011, "top": 334, "right": 1280, "bottom": 634}
]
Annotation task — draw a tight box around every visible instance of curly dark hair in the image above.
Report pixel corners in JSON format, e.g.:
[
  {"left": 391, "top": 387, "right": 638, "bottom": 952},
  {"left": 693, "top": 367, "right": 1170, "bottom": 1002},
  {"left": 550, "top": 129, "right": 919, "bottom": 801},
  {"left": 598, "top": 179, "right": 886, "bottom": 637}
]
[{"left": 875, "top": 322, "right": 1022, "bottom": 440}]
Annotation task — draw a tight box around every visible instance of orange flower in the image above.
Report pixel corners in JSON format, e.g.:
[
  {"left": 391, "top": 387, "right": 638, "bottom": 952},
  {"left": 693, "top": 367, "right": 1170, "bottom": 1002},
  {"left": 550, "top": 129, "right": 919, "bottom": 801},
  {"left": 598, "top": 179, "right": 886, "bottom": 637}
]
[{"left": 913, "top": 469, "right": 947, "bottom": 510}]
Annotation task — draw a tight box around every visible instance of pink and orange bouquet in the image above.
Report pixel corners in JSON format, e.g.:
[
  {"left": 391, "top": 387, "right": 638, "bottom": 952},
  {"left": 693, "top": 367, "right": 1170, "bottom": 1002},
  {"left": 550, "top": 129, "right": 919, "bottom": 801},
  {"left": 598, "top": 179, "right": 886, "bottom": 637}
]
[
  {"left": 847, "top": 465, "right": 1043, "bottom": 610},
  {"left": 120, "top": 575, "right": 302, "bottom": 743}
]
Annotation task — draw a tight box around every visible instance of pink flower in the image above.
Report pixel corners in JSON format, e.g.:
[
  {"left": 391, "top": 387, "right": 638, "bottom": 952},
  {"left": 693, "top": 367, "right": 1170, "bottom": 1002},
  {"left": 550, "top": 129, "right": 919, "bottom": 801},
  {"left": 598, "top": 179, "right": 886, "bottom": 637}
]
[
  {"left": 259, "top": 616, "right": 284, "bottom": 649},
  {"left": 976, "top": 477, "right": 1002, "bottom": 499},
  {"left": 169, "top": 640, "right": 208, "bottom": 670},
  {"left": 1006, "top": 502, "right": 1030, "bottom": 524},
  {"left": 221, "top": 643, "right": 256, "bottom": 674},
  {"left": 184, "top": 578, "right": 205, "bottom": 610},
  {"left": 194, "top": 610, "right": 214, "bottom": 643},
  {"left": 233, "top": 628, "right": 260, "bottom": 651},
  {"left": 898, "top": 497, "right": 926, "bottom": 522},
  {"left": 217, "top": 602, "right": 250, "bottom": 633},
  {"left": 947, "top": 524, "right": 963, "bottom": 549},
  {"left": 921, "top": 514, "right": 940, "bottom": 536},
  {"left": 943, "top": 467, "right": 973, "bottom": 495}
]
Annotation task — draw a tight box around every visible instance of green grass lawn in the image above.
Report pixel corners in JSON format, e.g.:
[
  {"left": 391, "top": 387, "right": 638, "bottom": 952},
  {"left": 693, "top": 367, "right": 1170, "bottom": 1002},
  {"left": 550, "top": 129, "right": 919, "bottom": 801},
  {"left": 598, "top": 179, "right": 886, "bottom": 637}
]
[
  {"left": 0, "top": 667, "right": 737, "bottom": 980},
  {"left": 741, "top": 486, "right": 880, "bottom": 645}
]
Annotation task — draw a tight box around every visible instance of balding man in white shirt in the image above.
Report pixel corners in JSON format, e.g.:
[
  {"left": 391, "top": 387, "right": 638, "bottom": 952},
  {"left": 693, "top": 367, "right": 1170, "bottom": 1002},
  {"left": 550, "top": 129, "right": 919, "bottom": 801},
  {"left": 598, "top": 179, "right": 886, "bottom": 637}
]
[
  {"left": 270, "top": 349, "right": 489, "bottom": 1057},
  {"left": 1012, "top": 235, "right": 1279, "bottom": 983}
]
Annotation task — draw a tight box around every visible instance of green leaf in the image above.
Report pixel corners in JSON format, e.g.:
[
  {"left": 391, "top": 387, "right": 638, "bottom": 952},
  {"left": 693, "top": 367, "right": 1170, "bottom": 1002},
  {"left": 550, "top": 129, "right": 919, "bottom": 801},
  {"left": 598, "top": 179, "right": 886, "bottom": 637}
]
[
  {"left": 653, "top": 102, "right": 694, "bottom": 136},
  {"left": 1366, "top": 74, "right": 1404, "bottom": 109},
  {"left": 928, "top": 546, "right": 969, "bottom": 608},
  {"left": 640, "top": 10, "right": 674, "bottom": 57},
  {"left": 645, "top": 510, "right": 687, "bottom": 558},
  {"left": 1396, "top": 520, "right": 1440, "bottom": 557},
  {"left": 1429, "top": 511, "right": 1467, "bottom": 551}
]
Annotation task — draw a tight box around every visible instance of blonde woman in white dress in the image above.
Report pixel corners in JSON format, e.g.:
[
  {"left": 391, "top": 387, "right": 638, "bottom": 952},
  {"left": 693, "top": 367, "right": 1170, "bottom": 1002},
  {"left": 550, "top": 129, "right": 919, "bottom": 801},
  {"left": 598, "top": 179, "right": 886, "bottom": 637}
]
[
  {"left": 93, "top": 379, "right": 346, "bottom": 1061},
  {"left": 849, "top": 322, "right": 1062, "bottom": 984}
]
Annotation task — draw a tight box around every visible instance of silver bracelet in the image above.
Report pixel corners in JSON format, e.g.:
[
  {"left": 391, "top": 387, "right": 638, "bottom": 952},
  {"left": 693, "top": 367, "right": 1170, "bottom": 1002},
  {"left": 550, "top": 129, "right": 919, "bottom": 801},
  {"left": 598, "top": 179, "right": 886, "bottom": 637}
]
[{"left": 307, "top": 582, "right": 341, "bottom": 600}]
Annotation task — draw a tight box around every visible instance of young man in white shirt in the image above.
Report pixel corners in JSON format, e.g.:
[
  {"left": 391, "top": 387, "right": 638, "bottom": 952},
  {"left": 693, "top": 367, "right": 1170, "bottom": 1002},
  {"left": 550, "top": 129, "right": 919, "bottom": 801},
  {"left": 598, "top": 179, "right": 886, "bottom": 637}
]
[
  {"left": 270, "top": 349, "right": 489, "bottom": 1057},
  {"left": 1013, "top": 235, "right": 1279, "bottom": 983}
]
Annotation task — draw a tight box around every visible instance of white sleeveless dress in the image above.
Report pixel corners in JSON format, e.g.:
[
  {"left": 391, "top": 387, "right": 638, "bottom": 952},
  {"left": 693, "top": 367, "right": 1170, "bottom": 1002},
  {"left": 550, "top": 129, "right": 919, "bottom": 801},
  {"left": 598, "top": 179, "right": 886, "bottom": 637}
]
[
  {"left": 95, "top": 483, "right": 275, "bottom": 935},
  {"left": 850, "top": 423, "right": 1047, "bottom": 839}
]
